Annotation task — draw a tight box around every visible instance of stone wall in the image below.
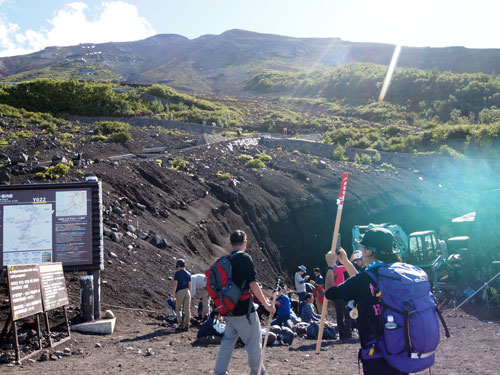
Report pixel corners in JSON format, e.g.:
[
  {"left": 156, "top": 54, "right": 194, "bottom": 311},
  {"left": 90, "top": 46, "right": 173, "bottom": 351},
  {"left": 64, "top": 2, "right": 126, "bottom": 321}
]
[{"left": 258, "top": 136, "right": 499, "bottom": 175}]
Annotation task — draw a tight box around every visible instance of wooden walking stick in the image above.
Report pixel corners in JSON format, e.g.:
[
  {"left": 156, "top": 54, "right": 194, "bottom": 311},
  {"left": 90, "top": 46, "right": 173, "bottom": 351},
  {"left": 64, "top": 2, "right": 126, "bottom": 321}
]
[
  {"left": 258, "top": 275, "right": 281, "bottom": 375},
  {"left": 316, "top": 172, "right": 348, "bottom": 355}
]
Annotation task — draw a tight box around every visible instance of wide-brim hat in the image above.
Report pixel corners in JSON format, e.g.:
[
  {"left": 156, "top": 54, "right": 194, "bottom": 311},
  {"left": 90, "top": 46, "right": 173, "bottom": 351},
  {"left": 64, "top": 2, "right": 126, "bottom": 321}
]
[
  {"left": 298, "top": 265, "right": 307, "bottom": 273},
  {"left": 356, "top": 228, "right": 397, "bottom": 254}
]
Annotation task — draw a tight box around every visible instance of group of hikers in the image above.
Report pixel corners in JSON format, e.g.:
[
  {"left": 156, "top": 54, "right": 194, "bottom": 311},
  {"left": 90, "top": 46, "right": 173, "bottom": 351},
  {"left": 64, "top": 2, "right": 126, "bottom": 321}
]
[{"left": 168, "top": 228, "right": 450, "bottom": 375}]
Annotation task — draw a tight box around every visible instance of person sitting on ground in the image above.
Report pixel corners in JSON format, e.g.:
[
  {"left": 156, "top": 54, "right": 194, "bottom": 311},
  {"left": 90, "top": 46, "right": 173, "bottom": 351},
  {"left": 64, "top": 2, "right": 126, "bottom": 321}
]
[
  {"left": 463, "top": 285, "right": 476, "bottom": 303},
  {"left": 482, "top": 284, "right": 500, "bottom": 305},
  {"left": 166, "top": 294, "right": 177, "bottom": 321},
  {"left": 197, "top": 310, "right": 225, "bottom": 344},
  {"left": 310, "top": 278, "right": 326, "bottom": 315},
  {"left": 271, "top": 287, "right": 293, "bottom": 329},
  {"left": 300, "top": 293, "right": 322, "bottom": 323}
]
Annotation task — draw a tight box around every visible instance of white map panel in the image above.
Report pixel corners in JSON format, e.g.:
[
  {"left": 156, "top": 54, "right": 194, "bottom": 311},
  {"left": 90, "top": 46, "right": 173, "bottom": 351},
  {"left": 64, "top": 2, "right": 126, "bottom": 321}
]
[
  {"left": 3, "top": 204, "right": 53, "bottom": 252},
  {"left": 56, "top": 190, "right": 87, "bottom": 217}
]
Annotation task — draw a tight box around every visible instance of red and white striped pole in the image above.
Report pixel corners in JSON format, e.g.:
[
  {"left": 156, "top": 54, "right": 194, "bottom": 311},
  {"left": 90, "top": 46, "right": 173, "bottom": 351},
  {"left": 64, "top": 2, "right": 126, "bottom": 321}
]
[{"left": 316, "top": 172, "right": 348, "bottom": 354}]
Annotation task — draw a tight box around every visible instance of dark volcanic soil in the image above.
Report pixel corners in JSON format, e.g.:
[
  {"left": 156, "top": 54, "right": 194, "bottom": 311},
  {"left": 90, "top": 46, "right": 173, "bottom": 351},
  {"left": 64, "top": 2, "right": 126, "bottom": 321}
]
[{"left": 1, "top": 117, "right": 500, "bottom": 373}]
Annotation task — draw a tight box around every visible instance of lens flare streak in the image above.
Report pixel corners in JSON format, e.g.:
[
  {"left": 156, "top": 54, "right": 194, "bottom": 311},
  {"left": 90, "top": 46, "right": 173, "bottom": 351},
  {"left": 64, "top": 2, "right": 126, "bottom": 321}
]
[{"left": 378, "top": 44, "right": 402, "bottom": 102}]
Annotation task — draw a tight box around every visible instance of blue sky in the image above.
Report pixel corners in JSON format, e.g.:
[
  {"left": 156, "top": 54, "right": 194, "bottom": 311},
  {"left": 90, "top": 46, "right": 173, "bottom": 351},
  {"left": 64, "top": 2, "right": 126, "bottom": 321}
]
[{"left": 0, "top": 0, "right": 498, "bottom": 57}]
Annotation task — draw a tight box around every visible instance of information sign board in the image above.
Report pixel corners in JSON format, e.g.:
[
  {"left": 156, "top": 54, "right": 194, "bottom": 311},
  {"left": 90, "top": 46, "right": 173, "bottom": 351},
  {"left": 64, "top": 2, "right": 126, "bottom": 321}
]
[
  {"left": 0, "top": 181, "right": 103, "bottom": 271},
  {"left": 7, "top": 264, "right": 43, "bottom": 321},
  {"left": 39, "top": 263, "right": 69, "bottom": 311}
]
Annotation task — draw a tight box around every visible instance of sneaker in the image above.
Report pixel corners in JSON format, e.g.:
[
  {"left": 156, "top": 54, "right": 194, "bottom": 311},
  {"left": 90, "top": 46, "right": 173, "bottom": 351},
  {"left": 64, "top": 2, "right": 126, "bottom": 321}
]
[
  {"left": 174, "top": 327, "right": 183, "bottom": 333},
  {"left": 182, "top": 326, "right": 189, "bottom": 332}
]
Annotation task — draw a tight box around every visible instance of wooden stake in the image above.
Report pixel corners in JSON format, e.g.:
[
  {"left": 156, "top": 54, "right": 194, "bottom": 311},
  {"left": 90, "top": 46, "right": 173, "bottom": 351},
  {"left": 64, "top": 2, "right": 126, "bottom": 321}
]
[
  {"left": 258, "top": 276, "right": 281, "bottom": 375},
  {"left": 316, "top": 172, "right": 348, "bottom": 355}
]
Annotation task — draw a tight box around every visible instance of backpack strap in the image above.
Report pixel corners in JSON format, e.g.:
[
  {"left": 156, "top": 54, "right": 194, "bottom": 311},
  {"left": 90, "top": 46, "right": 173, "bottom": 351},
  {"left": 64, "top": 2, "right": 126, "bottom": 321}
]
[{"left": 433, "top": 295, "right": 451, "bottom": 338}]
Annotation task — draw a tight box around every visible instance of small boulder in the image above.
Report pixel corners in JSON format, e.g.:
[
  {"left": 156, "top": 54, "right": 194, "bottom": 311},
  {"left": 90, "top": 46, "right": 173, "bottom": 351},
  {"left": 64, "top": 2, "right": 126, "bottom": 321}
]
[
  {"left": 110, "top": 232, "right": 123, "bottom": 243},
  {"left": 11, "top": 152, "right": 28, "bottom": 164}
]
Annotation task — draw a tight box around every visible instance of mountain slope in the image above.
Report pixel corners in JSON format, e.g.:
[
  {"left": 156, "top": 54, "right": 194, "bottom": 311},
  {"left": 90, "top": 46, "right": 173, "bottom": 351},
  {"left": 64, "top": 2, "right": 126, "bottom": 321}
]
[{"left": 1, "top": 29, "right": 499, "bottom": 95}]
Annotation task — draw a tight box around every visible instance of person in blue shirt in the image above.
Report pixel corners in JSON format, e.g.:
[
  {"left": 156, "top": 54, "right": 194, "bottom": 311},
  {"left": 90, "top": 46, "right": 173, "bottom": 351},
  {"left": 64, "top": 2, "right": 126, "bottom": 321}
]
[
  {"left": 172, "top": 259, "right": 192, "bottom": 332},
  {"left": 271, "top": 287, "right": 293, "bottom": 329}
]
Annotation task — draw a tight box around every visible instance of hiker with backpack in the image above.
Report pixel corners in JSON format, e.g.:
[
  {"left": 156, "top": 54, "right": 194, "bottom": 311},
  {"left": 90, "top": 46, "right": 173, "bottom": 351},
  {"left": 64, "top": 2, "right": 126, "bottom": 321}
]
[
  {"left": 211, "top": 230, "right": 275, "bottom": 375},
  {"left": 324, "top": 227, "right": 449, "bottom": 375}
]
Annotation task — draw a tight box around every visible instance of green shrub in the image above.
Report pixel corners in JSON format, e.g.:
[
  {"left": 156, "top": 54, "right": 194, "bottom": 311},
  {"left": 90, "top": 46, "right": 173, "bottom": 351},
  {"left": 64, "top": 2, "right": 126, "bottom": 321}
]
[
  {"left": 257, "top": 152, "right": 272, "bottom": 162},
  {"left": 110, "top": 131, "right": 132, "bottom": 144},
  {"left": 171, "top": 157, "right": 189, "bottom": 170},
  {"left": 92, "top": 134, "right": 108, "bottom": 142},
  {"left": 372, "top": 150, "right": 381, "bottom": 163},
  {"left": 332, "top": 144, "right": 348, "bottom": 161},
  {"left": 245, "top": 159, "right": 266, "bottom": 168},
  {"left": 36, "top": 162, "right": 70, "bottom": 179},
  {"left": 217, "top": 171, "right": 232, "bottom": 180},
  {"left": 40, "top": 121, "right": 57, "bottom": 133},
  {"left": 360, "top": 153, "right": 372, "bottom": 164},
  {"left": 354, "top": 153, "right": 361, "bottom": 165},
  {"left": 236, "top": 154, "right": 253, "bottom": 162},
  {"left": 438, "top": 144, "right": 465, "bottom": 159},
  {"left": 381, "top": 162, "right": 396, "bottom": 169},
  {"left": 95, "top": 121, "right": 131, "bottom": 135}
]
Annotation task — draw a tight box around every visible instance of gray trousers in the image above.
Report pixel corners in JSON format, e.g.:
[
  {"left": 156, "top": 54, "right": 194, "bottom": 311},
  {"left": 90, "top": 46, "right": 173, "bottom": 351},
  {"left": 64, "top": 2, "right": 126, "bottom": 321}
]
[{"left": 214, "top": 311, "right": 265, "bottom": 375}]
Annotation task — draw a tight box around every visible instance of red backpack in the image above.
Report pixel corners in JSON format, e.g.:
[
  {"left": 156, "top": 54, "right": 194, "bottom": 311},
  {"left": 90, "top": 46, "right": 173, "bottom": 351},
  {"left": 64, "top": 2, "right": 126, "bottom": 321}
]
[{"left": 205, "top": 251, "right": 252, "bottom": 316}]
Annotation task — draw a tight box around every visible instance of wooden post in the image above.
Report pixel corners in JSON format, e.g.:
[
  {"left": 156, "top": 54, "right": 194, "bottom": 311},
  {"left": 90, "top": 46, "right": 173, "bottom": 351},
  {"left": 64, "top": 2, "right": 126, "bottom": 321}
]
[
  {"left": 80, "top": 275, "right": 94, "bottom": 322},
  {"left": 316, "top": 172, "right": 348, "bottom": 355},
  {"left": 92, "top": 270, "right": 101, "bottom": 319},
  {"left": 258, "top": 276, "right": 281, "bottom": 375},
  {"left": 44, "top": 312, "right": 53, "bottom": 347}
]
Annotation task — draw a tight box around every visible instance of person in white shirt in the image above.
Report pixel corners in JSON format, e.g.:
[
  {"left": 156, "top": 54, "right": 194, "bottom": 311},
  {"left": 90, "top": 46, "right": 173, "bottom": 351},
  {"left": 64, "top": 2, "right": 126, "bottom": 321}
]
[
  {"left": 294, "top": 265, "right": 309, "bottom": 301},
  {"left": 191, "top": 273, "right": 210, "bottom": 317}
]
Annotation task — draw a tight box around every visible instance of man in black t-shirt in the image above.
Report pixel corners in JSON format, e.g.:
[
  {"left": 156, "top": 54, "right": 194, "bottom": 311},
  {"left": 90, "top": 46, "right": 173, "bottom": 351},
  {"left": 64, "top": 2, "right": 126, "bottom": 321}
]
[{"left": 214, "top": 230, "right": 275, "bottom": 375}]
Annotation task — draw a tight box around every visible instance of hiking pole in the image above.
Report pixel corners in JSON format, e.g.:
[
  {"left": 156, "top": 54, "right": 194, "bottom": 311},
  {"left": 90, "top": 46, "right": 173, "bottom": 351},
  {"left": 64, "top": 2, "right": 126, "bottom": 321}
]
[
  {"left": 316, "top": 172, "right": 348, "bottom": 355},
  {"left": 258, "top": 274, "right": 281, "bottom": 375}
]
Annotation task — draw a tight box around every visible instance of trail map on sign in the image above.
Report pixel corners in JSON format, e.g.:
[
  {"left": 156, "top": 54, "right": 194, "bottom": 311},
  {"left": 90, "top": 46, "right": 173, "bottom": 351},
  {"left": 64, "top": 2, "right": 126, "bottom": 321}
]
[
  {"left": 56, "top": 190, "right": 87, "bottom": 217},
  {"left": 3, "top": 204, "right": 53, "bottom": 252}
]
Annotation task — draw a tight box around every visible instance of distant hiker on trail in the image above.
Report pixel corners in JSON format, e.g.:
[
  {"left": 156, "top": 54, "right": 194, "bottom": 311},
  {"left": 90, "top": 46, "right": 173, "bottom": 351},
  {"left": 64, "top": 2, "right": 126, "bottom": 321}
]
[
  {"left": 213, "top": 230, "right": 275, "bottom": 375},
  {"left": 271, "top": 287, "right": 293, "bottom": 329},
  {"left": 295, "top": 265, "right": 309, "bottom": 302},
  {"left": 325, "top": 228, "right": 407, "bottom": 374},
  {"left": 172, "top": 259, "right": 191, "bottom": 332},
  {"left": 191, "top": 273, "right": 210, "bottom": 317}
]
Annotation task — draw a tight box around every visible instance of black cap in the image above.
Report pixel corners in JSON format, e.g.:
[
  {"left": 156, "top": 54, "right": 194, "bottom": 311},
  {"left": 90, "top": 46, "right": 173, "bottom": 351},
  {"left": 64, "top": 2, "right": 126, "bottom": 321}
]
[
  {"left": 359, "top": 228, "right": 396, "bottom": 254},
  {"left": 176, "top": 259, "right": 185, "bottom": 267}
]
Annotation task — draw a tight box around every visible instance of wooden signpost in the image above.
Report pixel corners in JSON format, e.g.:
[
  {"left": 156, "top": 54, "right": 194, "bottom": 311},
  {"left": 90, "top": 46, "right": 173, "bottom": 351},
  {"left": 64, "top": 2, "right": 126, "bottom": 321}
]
[
  {"left": 1, "top": 263, "right": 70, "bottom": 364},
  {"left": 39, "top": 263, "right": 71, "bottom": 347},
  {"left": 316, "top": 172, "right": 349, "bottom": 355}
]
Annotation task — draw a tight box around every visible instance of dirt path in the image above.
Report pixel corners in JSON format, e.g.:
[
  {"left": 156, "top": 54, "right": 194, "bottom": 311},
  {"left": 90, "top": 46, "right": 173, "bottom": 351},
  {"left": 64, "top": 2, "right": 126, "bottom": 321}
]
[{"left": 1, "top": 308, "right": 499, "bottom": 375}]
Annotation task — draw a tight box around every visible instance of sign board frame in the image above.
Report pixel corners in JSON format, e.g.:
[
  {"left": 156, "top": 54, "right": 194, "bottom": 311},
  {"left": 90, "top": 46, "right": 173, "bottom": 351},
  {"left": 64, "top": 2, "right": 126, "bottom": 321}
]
[{"left": 0, "top": 181, "right": 103, "bottom": 272}]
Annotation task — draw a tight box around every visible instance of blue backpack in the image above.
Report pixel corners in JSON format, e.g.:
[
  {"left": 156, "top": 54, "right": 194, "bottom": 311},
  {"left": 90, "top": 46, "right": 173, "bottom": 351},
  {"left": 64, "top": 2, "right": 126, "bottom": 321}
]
[{"left": 366, "top": 262, "right": 450, "bottom": 373}]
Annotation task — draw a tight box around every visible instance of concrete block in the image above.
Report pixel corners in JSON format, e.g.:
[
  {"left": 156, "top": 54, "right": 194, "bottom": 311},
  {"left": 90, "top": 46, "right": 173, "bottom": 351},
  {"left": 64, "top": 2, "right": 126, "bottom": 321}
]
[{"left": 71, "top": 317, "right": 116, "bottom": 335}]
